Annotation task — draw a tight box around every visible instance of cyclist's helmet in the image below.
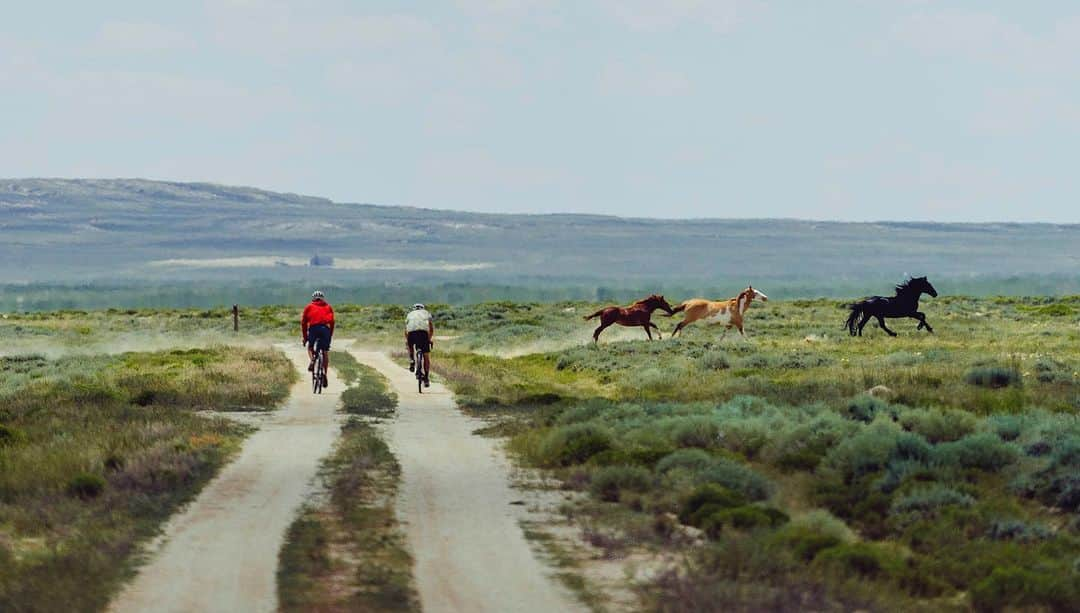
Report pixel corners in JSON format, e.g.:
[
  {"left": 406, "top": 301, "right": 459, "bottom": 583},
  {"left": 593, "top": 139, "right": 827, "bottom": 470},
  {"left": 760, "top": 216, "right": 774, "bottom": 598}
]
[
  {"left": 413, "top": 303, "right": 425, "bottom": 310},
  {"left": 312, "top": 290, "right": 325, "bottom": 300}
]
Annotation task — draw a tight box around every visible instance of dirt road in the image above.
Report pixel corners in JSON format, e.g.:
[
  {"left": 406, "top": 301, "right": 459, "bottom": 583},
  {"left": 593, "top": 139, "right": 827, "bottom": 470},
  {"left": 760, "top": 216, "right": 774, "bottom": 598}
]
[
  {"left": 110, "top": 345, "right": 341, "bottom": 613},
  {"left": 350, "top": 350, "right": 582, "bottom": 613}
]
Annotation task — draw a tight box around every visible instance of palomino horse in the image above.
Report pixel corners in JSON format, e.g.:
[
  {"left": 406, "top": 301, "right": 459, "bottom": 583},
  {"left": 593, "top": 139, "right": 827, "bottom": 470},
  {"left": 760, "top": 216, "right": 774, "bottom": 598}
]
[
  {"left": 670, "top": 286, "right": 768, "bottom": 338},
  {"left": 585, "top": 294, "right": 675, "bottom": 342}
]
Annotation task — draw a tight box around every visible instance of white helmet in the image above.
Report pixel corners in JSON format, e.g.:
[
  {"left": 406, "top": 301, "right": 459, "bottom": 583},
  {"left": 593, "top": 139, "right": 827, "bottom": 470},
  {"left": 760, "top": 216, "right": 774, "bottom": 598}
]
[
  {"left": 413, "top": 303, "right": 425, "bottom": 310},
  {"left": 312, "top": 290, "right": 325, "bottom": 299}
]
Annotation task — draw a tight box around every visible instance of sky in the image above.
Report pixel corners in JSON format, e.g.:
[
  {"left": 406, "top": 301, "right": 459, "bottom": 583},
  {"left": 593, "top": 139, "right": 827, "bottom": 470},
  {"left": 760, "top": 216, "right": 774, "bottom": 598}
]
[{"left": 2, "top": 1, "right": 1078, "bottom": 222}]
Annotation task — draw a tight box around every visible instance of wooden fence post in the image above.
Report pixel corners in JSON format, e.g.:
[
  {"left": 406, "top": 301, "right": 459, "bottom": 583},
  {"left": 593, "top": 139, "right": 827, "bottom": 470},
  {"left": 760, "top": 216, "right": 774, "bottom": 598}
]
[{"left": 232, "top": 304, "right": 239, "bottom": 332}]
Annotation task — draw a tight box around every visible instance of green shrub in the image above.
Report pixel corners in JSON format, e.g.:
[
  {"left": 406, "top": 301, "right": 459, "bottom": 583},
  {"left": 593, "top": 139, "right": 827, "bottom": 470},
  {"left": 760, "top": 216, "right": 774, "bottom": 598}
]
[
  {"left": 985, "top": 414, "right": 1023, "bottom": 441},
  {"left": 843, "top": 395, "right": 891, "bottom": 423},
  {"left": 932, "top": 433, "right": 1019, "bottom": 471},
  {"left": 813, "top": 543, "right": 901, "bottom": 579},
  {"left": 771, "top": 526, "right": 842, "bottom": 561},
  {"left": 538, "top": 423, "right": 612, "bottom": 466},
  {"left": 898, "top": 408, "right": 977, "bottom": 443},
  {"left": 821, "top": 419, "right": 904, "bottom": 480},
  {"left": 668, "top": 416, "right": 719, "bottom": 449},
  {"left": 788, "top": 510, "right": 856, "bottom": 543},
  {"left": 1017, "top": 436, "right": 1080, "bottom": 512},
  {"left": 656, "top": 449, "right": 715, "bottom": 474},
  {"left": 736, "top": 354, "right": 773, "bottom": 369},
  {"left": 873, "top": 458, "right": 934, "bottom": 494},
  {"left": 885, "top": 351, "right": 921, "bottom": 366},
  {"left": 893, "top": 431, "right": 933, "bottom": 463},
  {"left": 716, "top": 418, "right": 773, "bottom": 459},
  {"left": 556, "top": 400, "right": 612, "bottom": 425},
  {"left": 589, "top": 465, "right": 653, "bottom": 502},
  {"left": 700, "top": 351, "right": 730, "bottom": 371},
  {"left": 1033, "top": 356, "right": 1070, "bottom": 383},
  {"left": 779, "top": 352, "right": 831, "bottom": 369},
  {"left": 766, "top": 413, "right": 858, "bottom": 472},
  {"left": 891, "top": 485, "right": 975, "bottom": 519},
  {"left": 678, "top": 484, "right": 746, "bottom": 525},
  {"left": 697, "top": 457, "right": 773, "bottom": 501},
  {"left": 965, "top": 366, "right": 1021, "bottom": 388},
  {"left": 700, "top": 505, "right": 789, "bottom": 536},
  {"left": 0, "top": 424, "right": 26, "bottom": 447},
  {"left": 985, "top": 520, "right": 1052, "bottom": 543},
  {"left": 587, "top": 446, "right": 670, "bottom": 467},
  {"left": 971, "top": 566, "right": 1078, "bottom": 612},
  {"left": 67, "top": 473, "right": 106, "bottom": 500}
]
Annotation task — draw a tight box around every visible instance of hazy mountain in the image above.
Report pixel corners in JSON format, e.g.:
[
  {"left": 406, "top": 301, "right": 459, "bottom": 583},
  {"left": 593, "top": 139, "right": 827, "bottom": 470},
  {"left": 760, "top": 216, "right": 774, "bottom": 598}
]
[{"left": 2, "top": 178, "right": 1077, "bottom": 289}]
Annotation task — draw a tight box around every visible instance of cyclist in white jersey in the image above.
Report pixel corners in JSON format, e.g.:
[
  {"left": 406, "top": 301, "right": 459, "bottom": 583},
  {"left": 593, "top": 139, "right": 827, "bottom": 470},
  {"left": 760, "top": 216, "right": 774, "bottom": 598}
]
[{"left": 406, "top": 304, "right": 434, "bottom": 386}]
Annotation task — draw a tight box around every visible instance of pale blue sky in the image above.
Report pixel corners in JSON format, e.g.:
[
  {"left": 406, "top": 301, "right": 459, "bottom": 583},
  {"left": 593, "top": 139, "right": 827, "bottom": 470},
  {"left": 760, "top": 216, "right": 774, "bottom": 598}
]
[{"left": 2, "top": 1, "right": 1078, "bottom": 221}]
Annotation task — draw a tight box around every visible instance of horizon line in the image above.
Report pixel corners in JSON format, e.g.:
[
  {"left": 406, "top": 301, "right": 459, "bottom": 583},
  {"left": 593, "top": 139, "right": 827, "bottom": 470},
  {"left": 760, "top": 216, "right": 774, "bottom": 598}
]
[{"left": 5, "top": 176, "right": 1078, "bottom": 226}]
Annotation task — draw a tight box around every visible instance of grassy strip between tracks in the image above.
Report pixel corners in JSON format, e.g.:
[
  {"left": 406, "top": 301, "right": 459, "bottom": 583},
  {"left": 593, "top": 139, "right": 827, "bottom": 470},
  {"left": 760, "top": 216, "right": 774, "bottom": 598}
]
[{"left": 278, "top": 354, "right": 417, "bottom": 612}]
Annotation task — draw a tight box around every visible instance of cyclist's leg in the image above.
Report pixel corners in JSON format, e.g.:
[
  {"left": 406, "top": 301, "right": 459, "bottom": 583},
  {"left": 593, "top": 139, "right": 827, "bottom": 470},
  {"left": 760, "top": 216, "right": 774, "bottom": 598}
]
[
  {"left": 406, "top": 331, "right": 416, "bottom": 371},
  {"left": 319, "top": 331, "right": 330, "bottom": 386},
  {"left": 307, "top": 339, "right": 316, "bottom": 371},
  {"left": 422, "top": 332, "right": 431, "bottom": 383}
]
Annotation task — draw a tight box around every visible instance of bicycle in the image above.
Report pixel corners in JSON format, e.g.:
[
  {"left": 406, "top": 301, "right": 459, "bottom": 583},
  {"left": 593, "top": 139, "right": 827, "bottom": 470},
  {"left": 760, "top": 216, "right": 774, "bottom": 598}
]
[
  {"left": 312, "top": 347, "right": 326, "bottom": 394},
  {"left": 412, "top": 343, "right": 425, "bottom": 394}
]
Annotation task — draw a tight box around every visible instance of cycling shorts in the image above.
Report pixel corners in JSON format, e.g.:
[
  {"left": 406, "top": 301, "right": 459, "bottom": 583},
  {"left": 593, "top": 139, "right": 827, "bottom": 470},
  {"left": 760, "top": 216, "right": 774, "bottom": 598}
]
[
  {"left": 407, "top": 329, "right": 431, "bottom": 353},
  {"left": 307, "top": 324, "right": 332, "bottom": 352}
]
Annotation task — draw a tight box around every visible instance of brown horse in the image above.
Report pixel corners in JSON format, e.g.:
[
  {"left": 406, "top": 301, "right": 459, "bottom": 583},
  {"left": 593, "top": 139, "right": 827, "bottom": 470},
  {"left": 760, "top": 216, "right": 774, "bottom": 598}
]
[
  {"left": 585, "top": 294, "right": 675, "bottom": 342},
  {"left": 670, "top": 286, "right": 768, "bottom": 338}
]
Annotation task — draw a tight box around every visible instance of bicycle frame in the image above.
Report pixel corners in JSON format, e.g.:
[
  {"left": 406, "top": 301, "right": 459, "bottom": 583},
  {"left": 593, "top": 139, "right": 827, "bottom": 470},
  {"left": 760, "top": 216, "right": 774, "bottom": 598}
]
[{"left": 415, "top": 344, "right": 426, "bottom": 393}]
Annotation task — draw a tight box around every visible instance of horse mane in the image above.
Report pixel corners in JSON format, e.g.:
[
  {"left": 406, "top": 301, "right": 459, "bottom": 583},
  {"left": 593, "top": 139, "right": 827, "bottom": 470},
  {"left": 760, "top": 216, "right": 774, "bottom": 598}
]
[
  {"left": 632, "top": 294, "right": 659, "bottom": 306},
  {"left": 894, "top": 278, "right": 919, "bottom": 296},
  {"left": 736, "top": 288, "right": 753, "bottom": 311}
]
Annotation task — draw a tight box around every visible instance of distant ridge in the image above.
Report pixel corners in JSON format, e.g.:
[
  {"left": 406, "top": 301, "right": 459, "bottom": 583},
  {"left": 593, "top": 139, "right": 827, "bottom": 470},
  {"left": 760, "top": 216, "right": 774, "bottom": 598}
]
[{"left": 1, "top": 178, "right": 1077, "bottom": 285}]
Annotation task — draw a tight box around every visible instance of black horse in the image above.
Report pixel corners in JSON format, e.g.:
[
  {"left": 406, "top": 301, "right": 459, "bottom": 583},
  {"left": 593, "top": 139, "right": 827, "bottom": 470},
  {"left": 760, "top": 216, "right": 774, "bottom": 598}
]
[{"left": 845, "top": 277, "right": 938, "bottom": 337}]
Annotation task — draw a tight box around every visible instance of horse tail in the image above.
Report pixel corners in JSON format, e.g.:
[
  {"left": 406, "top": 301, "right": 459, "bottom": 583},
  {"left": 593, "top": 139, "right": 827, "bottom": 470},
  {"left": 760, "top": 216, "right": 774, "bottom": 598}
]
[
  {"left": 670, "top": 302, "right": 687, "bottom": 314},
  {"left": 584, "top": 308, "right": 606, "bottom": 321},
  {"left": 844, "top": 302, "right": 863, "bottom": 336}
]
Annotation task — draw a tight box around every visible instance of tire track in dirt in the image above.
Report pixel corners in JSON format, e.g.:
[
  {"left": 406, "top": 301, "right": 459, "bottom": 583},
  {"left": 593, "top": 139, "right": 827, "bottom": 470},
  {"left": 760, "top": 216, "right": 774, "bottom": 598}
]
[
  {"left": 109, "top": 345, "right": 341, "bottom": 613},
  {"left": 347, "top": 350, "right": 583, "bottom": 613}
]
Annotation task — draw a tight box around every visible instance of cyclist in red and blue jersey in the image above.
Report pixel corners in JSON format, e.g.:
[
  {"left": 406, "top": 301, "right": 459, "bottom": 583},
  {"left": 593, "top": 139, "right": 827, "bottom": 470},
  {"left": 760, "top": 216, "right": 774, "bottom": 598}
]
[{"left": 301, "top": 290, "right": 334, "bottom": 388}]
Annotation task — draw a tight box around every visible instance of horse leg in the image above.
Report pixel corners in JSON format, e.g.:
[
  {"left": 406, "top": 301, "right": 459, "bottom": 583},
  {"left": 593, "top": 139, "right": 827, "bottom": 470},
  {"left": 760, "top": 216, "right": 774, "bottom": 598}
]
[
  {"left": 671, "top": 321, "right": 684, "bottom": 337},
  {"left": 857, "top": 313, "right": 871, "bottom": 336},
  {"left": 649, "top": 322, "right": 663, "bottom": 340},
  {"left": 643, "top": 324, "right": 653, "bottom": 340},
  {"left": 593, "top": 321, "right": 612, "bottom": 343},
  {"left": 719, "top": 326, "right": 729, "bottom": 341},
  {"left": 912, "top": 312, "right": 933, "bottom": 333},
  {"left": 875, "top": 316, "right": 897, "bottom": 337}
]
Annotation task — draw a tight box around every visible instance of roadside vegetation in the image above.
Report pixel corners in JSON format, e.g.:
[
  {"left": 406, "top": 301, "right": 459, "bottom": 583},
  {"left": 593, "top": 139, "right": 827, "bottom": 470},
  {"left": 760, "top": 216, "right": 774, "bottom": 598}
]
[
  {"left": 430, "top": 296, "right": 1079, "bottom": 612},
  {"left": 0, "top": 347, "right": 294, "bottom": 611},
  {"left": 2, "top": 295, "right": 1077, "bottom": 611},
  {"left": 278, "top": 355, "right": 417, "bottom": 612}
]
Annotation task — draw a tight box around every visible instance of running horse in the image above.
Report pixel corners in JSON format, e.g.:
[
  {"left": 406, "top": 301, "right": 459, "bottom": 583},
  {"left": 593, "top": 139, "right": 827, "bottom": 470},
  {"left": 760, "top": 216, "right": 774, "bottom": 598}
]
[
  {"left": 585, "top": 294, "right": 676, "bottom": 342},
  {"left": 845, "top": 276, "right": 938, "bottom": 337},
  {"left": 670, "top": 286, "right": 769, "bottom": 338}
]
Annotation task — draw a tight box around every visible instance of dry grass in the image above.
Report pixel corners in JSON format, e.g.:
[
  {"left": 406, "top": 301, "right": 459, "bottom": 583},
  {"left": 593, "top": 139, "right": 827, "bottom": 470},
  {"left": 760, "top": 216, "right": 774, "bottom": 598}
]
[{"left": 0, "top": 346, "right": 295, "bottom": 611}]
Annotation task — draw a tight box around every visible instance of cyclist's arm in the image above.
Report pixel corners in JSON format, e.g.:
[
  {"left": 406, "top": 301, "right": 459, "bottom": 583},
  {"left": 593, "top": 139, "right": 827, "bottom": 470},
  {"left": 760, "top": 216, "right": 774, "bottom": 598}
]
[
  {"left": 328, "top": 306, "right": 335, "bottom": 336},
  {"left": 428, "top": 319, "right": 434, "bottom": 343},
  {"left": 301, "top": 306, "right": 310, "bottom": 341}
]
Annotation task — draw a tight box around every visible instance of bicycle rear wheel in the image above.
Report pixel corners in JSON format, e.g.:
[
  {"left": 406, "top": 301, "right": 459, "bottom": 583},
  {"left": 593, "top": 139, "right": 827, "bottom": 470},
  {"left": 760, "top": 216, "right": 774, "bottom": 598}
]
[
  {"left": 313, "top": 349, "right": 324, "bottom": 394},
  {"left": 416, "top": 348, "right": 424, "bottom": 393}
]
